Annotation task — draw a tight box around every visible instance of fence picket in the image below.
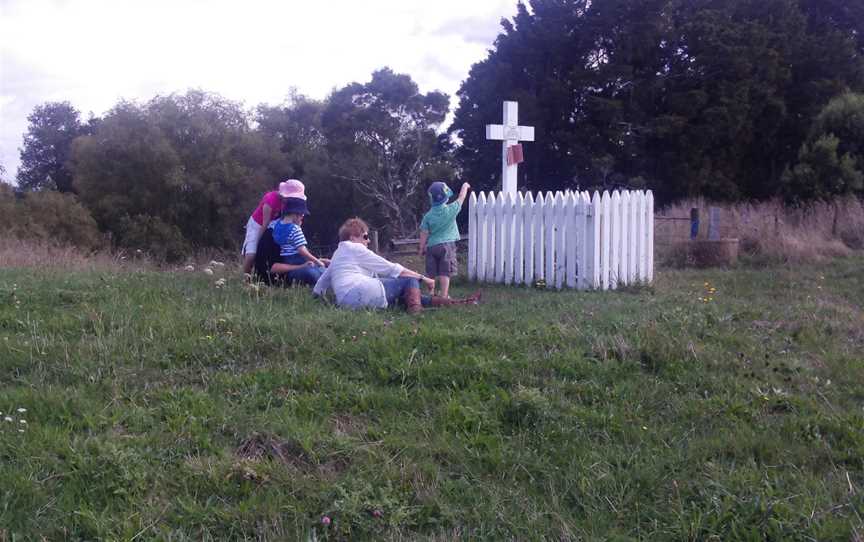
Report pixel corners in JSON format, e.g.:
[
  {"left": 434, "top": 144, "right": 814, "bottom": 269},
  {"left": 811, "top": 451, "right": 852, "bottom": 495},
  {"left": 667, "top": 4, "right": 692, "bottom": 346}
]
[
  {"left": 620, "top": 191, "right": 630, "bottom": 286},
  {"left": 493, "top": 193, "right": 502, "bottom": 283},
  {"left": 534, "top": 193, "right": 545, "bottom": 282},
  {"left": 636, "top": 191, "right": 647, "bottom": 282},
  {"left": 513, "top": 192, "right": 524, "bottom": 285},
  {"left": 628, "top": 191, "right": 639, "bottom": 284},
  {"left": 577, "top": 192, "right": 589, "bottom": 289},
  {"left": 565, "top": 192, "right": 578, "bottom": 288},
  {"left": 485, "top": 192, "right": 496, "bottom": 282},
  {"left": 468, "top": 192, "right": 477, "bottom": 281},
  {"left": 554, "top": 192, "right": 566, "bottom": 289},
  {"left": 610, "top": 191, "right": 621, "bottom": 289},
  {"left": 522, "top": 193, "right": 534, "bottom": 285},
  {"left": 502, "top": 193, "right": 514, "bottom": 285},
  {"left": 545, "top": 192, "right": 557, "bottom": 287},
  {"left": 600, "top": 191, "right": 611, "bottom": 290},
  {"left": 646, "top": 190, "right": 655, "bottom": 283}
]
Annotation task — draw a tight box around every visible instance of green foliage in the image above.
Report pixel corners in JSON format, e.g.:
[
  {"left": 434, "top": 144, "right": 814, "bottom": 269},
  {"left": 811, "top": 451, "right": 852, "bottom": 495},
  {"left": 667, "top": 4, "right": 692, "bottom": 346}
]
[
  {"left": 0, "top": 186, "right": 103, "bottom": 249},
  {"left": 783, "top": 93, "right": 864, "bottom": 203},
  {"left": 256, "top": 93, "right": 343, "bottom": 245},
  {"left": 450, "top": 0, "right": 864, "bottom": 203},
  {"left": 322, "top": 68, "right": 452, "bottom": 238},
  {"left": 70, "top": 92, "right": 272, "bottom": 259},
  {"left": 17, "top": 101, "right": 88, "bottom": 192},
  {"left": 782, "top": 135, "right": 864, "bottom": 203}
]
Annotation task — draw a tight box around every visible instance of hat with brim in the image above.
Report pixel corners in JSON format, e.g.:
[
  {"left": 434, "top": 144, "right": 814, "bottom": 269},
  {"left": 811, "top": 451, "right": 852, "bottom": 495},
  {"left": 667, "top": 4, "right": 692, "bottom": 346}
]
[
  {"left": 278, "top": 179, "right": 306, "bottom": 200},
  {"left": 428, "top": 181, "right": 453, "bottom": 205},
  {"left": 282, "top": 197, "right": 310, "bottom": 215}
]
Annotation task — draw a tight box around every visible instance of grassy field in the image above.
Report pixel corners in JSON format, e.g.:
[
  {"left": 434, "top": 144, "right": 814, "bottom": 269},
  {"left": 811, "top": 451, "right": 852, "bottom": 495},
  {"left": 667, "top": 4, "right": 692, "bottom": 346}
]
[{"left": 1, "top": 256, "right": 862, "bottom": 540}]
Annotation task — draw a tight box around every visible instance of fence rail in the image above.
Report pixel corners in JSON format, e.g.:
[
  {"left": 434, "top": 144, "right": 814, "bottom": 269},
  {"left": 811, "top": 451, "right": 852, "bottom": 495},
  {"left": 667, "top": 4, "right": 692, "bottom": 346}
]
[{"left": 467, "top": 190, "right": 654, "bottom": 290}]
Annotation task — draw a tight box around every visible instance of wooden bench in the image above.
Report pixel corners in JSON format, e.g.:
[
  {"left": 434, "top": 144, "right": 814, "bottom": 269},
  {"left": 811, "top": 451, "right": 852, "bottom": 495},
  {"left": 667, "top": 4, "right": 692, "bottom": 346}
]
[{"left": 389, "top": 234, "right": 469, "bottom": 255}]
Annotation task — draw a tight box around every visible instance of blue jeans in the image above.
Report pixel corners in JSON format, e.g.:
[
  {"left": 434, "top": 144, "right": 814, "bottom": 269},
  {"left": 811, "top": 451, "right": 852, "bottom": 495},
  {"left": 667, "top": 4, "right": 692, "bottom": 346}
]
[
  {"left": 379, "top": 277, "right": 431, "bottom": 307},
  {"left": 279, "top": 254, "right": 324, "bottom": 286}
]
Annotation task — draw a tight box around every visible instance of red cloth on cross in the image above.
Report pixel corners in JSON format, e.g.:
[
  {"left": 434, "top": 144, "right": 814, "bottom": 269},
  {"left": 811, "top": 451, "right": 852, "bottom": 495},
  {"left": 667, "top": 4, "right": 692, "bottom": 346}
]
[{"left": 506, "top": 144, "right": 524, "bottom": 166}]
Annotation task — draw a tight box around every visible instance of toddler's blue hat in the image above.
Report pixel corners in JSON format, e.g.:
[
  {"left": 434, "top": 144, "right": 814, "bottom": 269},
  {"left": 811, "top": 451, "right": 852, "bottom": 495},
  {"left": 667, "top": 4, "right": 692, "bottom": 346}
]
[
  {"left": 428, "top": 181, "right": 453, "bottom": 206},
  {"left": 282, "top": 197, "right": 310, "bottom": 215}
]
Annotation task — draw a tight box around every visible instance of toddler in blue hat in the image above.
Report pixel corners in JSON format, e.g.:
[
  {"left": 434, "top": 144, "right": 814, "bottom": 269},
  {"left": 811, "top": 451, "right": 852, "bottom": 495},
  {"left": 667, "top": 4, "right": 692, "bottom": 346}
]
[{"left": 418, "top": 181, "right": 471, "bottom": 298}]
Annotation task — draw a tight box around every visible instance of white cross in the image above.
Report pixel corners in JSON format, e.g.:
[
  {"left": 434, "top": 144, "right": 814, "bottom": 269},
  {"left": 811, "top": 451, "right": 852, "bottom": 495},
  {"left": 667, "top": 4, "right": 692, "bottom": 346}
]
[{"left": 485, "top": 101, "right": 535, "bottom": 196}]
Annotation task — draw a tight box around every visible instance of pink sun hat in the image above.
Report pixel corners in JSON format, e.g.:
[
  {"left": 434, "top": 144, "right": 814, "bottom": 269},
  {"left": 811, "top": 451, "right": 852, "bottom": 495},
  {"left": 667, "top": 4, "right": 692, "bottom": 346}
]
[{"left": 278, "top": 179, "right": 306, "bottom": 200}]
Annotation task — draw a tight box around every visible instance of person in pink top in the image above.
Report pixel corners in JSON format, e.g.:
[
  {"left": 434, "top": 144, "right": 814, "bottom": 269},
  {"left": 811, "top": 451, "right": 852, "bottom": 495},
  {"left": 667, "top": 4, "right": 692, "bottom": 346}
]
[{"left": 242, "top": 179, "right": 306, "bottom": 274}]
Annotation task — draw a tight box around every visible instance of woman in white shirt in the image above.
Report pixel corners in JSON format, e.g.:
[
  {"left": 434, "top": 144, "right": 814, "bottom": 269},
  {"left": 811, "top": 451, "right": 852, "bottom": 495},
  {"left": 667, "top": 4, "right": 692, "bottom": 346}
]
[{"left": 313, "top": 218, "right": 480, "bottom": 314}]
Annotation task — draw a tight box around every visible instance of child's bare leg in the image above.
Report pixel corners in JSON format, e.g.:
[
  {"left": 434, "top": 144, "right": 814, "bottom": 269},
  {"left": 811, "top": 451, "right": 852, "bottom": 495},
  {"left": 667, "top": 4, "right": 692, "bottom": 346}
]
[
  {"left": 242, "top": 253, "right": 255, "bottom": 274},
  {"left": 437, "top": 276, "right": 450, "bottom": 298}
]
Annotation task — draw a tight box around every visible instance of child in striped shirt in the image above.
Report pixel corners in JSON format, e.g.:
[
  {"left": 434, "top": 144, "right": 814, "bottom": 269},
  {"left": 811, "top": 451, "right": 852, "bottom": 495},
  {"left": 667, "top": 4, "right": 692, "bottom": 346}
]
[{"left": 269, "top": 197, "right": 328, "bottom": 285}]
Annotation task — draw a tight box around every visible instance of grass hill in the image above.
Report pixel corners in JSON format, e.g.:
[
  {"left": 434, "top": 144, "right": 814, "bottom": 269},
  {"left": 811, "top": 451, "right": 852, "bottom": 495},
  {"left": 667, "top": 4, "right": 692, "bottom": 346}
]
[{"left": 1, "top": 256, "right": 862, "bottom": 540}]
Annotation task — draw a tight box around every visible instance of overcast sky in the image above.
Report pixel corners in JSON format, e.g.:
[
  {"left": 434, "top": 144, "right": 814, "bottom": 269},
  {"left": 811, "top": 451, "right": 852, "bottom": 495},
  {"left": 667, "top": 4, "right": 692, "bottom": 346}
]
[{"left": 0, "top": 0, "right": 520, "bottom": 182}]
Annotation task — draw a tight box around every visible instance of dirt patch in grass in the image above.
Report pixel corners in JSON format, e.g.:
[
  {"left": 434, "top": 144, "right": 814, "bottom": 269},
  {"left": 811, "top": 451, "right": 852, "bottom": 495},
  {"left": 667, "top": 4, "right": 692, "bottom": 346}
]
[
  {"left": 235, "top": 432, "right": 310, "bottom": 467},
  {"left": 332, "top": 414, "right": 369, "bottom": 437}
]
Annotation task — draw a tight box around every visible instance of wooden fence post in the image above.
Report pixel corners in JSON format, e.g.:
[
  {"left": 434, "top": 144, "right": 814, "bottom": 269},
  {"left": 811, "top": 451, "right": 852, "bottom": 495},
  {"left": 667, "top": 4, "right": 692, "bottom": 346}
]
[{"left": 708, "top": 206, "right": 721, "bottom": 240}]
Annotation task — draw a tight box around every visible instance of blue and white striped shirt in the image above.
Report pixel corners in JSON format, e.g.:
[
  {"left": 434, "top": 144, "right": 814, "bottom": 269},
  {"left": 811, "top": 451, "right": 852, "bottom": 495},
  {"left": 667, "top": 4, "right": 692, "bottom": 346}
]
[{"left": 269, "top": 220, "right": 307, "bottom": 257}]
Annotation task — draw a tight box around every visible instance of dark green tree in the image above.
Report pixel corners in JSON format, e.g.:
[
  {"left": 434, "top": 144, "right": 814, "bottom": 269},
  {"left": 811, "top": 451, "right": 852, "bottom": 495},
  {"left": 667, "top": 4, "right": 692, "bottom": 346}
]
[
  {"left": 17, "top": 102, "right": 87, "bottom": 192},
  {"left": 256, "top": 92, "right": 344, "bottom": 245},
  {"left": 782, "top": 92, "right": 864, "bottom": 204},
  {"left": 71, "top": 91, "right": 272, "bottom": 259},
  {"left": 321, "top": 68, "right": 451, "bottom": 238},
  {"left": 450, "top": 0, "right": 864, "bottom": 203}
]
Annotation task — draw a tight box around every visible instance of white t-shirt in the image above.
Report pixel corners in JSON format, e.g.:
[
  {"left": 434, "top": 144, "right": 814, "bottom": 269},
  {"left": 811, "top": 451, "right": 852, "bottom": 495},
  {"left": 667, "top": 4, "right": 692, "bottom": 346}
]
[{"left": 313, "top": 241, "right": 404, "bottom": 308}]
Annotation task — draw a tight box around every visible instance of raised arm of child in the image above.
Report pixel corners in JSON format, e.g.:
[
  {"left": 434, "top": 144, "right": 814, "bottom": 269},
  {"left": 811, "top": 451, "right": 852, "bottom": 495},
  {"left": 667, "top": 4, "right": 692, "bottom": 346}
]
[{"left": 456, "top": 182, "right": 471, "bottom": 205}]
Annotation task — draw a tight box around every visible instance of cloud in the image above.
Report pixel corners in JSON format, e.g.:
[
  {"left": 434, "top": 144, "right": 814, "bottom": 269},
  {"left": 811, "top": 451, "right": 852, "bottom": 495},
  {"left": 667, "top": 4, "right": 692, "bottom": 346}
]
[
  {"left": 434, "top": 14, "right": 508, "bottom": 46},
  {"left": 0, "top": 0, "right": 520, "bottom": 179}
]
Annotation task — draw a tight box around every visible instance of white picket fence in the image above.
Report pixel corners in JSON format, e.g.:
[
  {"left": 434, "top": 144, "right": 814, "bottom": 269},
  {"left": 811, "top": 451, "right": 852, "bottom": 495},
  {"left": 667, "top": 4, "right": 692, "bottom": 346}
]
[{"left": 467, "top": 190, "right": 654, "bottom": 290}]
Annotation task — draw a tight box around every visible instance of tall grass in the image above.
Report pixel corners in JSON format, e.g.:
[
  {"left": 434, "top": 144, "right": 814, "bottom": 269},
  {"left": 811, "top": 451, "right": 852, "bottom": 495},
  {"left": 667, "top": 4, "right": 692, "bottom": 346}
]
[
  {"left": 0, "top": 236, "right": 240, "bottom": 273},
  {"left": 659, "top": 196, "right": 864, "bottom": 264},
  {"left": 0, "top": 237, "right": 146, "bottom": 271}
]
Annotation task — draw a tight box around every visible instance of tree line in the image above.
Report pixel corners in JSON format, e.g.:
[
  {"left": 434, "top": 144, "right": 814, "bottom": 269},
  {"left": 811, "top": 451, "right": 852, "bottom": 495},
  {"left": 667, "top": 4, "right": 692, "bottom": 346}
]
[{"left": 3, "top": 0, "right": 863, "bottom": 260}]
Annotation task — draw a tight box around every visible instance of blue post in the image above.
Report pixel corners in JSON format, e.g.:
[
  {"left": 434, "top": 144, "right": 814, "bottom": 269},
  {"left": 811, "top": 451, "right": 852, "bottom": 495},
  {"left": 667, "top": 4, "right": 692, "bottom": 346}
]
[{"left": 690, "top": 208, "right": 699, "bottom": 239}]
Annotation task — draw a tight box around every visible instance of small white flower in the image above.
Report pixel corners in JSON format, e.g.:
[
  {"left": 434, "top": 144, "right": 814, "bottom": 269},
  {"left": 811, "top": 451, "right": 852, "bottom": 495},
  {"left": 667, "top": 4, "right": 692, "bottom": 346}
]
[
  {"left": 19, "top": 419, "right": 26, "bottom": 424},
  {"left": 17, "top": 408, "right": 26, "bottom": 413},
  {"left": 184, "top": 265, "right": 195, "bottom": 272},
  {"left": 18, "top": 429, "right": 24, "bottom": 433},
  {"left": 203, "top": 268, "right": 214, "bottom": 275},
  {"left": 4, "top": 416, "right": 12, "bottom": 422}
]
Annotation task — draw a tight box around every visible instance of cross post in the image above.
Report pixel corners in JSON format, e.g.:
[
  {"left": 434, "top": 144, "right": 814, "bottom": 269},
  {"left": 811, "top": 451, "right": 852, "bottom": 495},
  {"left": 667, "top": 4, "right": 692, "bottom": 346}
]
[{"left": 485, "top": 101, "right": 534, "bottom": 196}]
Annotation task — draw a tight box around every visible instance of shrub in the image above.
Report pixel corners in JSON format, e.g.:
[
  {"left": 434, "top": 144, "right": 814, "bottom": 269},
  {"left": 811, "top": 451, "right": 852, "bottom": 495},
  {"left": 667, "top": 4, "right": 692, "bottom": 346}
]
[
  {"left": 114, "top": 215, "right": 190, "bottom": 262},
  {"left": 0, "top": 187, "right": 103, "bottom": 250}
]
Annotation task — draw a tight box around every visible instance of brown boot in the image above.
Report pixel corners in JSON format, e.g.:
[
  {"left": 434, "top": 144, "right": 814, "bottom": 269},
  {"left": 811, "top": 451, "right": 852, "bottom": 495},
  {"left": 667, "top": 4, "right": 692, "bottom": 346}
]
[{"left": 403, "top": 287, "right": 423, "bottom": 314}]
